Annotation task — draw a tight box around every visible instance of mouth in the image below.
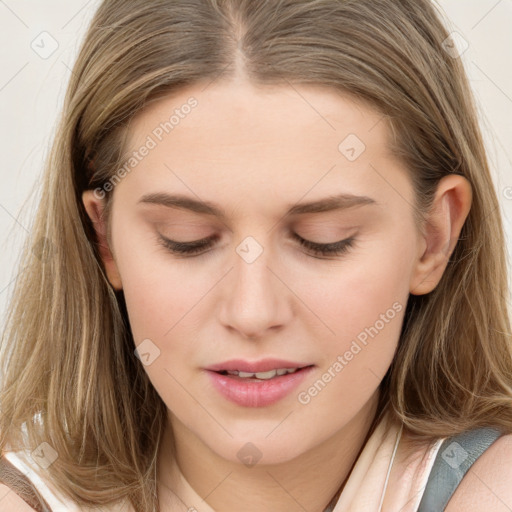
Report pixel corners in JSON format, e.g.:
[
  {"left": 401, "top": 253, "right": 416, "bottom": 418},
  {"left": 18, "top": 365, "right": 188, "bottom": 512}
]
[
  {"left": 205, "top": 358, "right": 314, "bottom": 374},
  {"left": 214, "top": 365, "right": 313, "bottom": 381},
  {"left": 205, "top": 363, "right": 315, "bottom": 407}
]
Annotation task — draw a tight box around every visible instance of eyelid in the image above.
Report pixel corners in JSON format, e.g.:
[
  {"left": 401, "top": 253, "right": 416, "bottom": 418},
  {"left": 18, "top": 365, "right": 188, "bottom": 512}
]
[
  {"left": 158, "top": 233, "right": 218, "bottom": 253},
  {"left": 157, "top": 231, "right": 357, "bottom": 259},
  {"left": 291, "top": 232, "right": 356, "bottom": 257}
]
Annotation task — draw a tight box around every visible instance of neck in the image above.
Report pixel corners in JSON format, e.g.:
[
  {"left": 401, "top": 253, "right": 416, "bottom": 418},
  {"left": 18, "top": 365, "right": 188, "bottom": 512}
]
[{"left": 157, "top": 391, "right": 382, "bottom": 512}]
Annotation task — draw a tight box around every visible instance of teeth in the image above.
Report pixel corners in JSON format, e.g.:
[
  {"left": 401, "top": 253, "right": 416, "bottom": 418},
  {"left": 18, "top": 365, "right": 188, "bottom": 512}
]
[{"left": 225, "top": 368, "right": 300, "bottom": 379}]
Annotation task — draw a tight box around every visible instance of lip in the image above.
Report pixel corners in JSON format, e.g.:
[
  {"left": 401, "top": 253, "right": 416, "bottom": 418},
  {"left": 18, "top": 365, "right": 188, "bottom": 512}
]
[
  {"left": 204, "top": 358, "right": 312, "bottom": 373},
  {"left": 205, "top": 364, "right": 315, "bottom": 408}
]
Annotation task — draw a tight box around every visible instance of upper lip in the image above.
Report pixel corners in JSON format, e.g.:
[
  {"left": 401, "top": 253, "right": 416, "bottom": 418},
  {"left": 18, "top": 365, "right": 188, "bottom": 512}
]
[{"left": 205, "top": 358, "right": 313, "bottom": 373}]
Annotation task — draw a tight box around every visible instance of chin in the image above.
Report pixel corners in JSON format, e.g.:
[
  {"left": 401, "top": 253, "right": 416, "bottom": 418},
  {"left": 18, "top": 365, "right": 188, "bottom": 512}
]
[{"left": 202, "top": 431, "right": 313, "bottom": 467}]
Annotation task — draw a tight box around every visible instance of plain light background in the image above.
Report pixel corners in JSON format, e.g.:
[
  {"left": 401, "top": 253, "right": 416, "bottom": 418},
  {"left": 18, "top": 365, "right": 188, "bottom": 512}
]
[{"left": 0, "top": 0, "right": 511, "bottom": 325}]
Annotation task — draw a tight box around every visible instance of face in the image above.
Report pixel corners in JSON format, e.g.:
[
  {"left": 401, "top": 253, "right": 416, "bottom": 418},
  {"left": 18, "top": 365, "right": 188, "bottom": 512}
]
[{"left": 84, "top": 80, "right": 429, "bottom": 465}]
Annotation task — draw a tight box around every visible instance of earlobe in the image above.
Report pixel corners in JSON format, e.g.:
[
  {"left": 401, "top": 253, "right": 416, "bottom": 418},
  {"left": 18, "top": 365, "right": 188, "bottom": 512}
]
[
  {"left": 409, "top": 175, "right": 472, "bottom": 296},
  {"left": 82, "top": 190, "right": 123, "bottom": 291}
]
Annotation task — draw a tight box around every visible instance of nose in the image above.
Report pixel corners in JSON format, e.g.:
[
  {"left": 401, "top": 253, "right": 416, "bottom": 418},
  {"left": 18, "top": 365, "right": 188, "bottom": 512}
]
[{"left": 218, "top": 240, "right": 294, "bottom": 340}]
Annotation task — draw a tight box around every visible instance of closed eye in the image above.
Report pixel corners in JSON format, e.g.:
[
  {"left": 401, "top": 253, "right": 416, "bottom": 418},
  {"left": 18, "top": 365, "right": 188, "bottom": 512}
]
[
  {"left": 290, "top": 232, "right": 356, "bottom": 258},
  {"left": 157, "top": 233, "right": 356, "bottom": 259}
]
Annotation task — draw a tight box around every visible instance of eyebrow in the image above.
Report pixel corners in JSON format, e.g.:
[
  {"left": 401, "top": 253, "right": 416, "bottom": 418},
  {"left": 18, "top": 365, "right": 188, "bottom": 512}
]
[{"left": 137, "top": 192, "right": 378, "bottom": 219}]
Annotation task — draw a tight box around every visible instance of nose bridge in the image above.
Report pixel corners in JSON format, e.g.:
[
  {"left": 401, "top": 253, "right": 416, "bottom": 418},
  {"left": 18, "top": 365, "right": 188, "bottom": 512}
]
[
  {"left": 234, "top": 235, "right": 275, "bottom": 299},
  {"left": 219, "top": 233, "right": 291, "bottom": 338},
  {"left": 234, "top": 234, "right": 280, "bottom": 308}
]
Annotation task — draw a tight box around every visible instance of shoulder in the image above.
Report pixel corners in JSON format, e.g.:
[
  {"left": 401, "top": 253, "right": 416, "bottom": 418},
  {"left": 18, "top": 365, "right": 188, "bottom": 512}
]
[
  {"left": 445, "top": 432, "right": 512, "bottom": 511},
  {"left": 0, "top": 483, "right": 37, "bottom": 511}
]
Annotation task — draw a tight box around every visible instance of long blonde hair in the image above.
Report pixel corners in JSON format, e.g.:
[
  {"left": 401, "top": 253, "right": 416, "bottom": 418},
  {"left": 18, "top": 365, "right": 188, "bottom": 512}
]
[{"left": 1, "top": 0, "right": 511, "bottom": 510}]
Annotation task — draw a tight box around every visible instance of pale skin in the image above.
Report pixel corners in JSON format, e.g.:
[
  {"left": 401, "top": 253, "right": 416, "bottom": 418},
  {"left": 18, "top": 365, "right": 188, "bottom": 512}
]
[{"left": 79, "top": 80, "right": 512, "bottom": 512}]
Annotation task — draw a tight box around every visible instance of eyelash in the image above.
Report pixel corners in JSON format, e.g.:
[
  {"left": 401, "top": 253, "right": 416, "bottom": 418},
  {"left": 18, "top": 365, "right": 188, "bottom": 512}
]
[{"left": 157, "top": 233, "right": 356, "bottom": 259}]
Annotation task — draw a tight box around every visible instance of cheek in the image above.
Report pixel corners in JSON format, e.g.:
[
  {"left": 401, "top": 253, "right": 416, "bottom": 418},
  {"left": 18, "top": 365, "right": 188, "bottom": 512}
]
[
  {"left": 295, "top": 236, "right": 411, "bottom": 334},
  {"left": 112, "top": 225, "right": 209, "bottom": 342},
  {"left": 117, "top": 251, "right": 207, "bottom": 400},
  {"left": 293, "top": 264, "right": 408, "bottom": 421},
  {"left": 290, "top": 235, "right": 412, "bottom": 396}
]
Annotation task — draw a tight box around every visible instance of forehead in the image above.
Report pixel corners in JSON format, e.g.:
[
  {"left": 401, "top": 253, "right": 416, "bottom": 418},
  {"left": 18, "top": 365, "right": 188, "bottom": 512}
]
[
  {"left": 115, "top": 80, "right": 410, "bottom": 217},
  {"left": 124, "top": 80, "right": 392, "bottom": 161}
]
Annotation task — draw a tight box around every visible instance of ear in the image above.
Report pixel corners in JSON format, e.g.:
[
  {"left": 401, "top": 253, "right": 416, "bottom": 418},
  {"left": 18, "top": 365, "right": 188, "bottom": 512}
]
[
  {"left": 409, "top": 174, "right": 472, "bottom": 296},
  {"left": 82, "top": 190, "right": 123, "bottom": 291}
]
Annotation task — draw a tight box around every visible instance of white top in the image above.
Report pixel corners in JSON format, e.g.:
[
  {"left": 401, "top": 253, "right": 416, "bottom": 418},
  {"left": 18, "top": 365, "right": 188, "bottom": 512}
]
[
  {"left": 3, "top": 447, "right": 82, "bottom": 511},
  {"left": 3, "top": 412, "right": 445, "bottom": 511}
]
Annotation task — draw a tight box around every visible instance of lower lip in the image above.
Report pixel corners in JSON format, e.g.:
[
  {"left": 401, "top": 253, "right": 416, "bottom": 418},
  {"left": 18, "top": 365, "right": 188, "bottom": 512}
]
[{"left": 205, "top": 366, "right": 314, "bottom": 407}]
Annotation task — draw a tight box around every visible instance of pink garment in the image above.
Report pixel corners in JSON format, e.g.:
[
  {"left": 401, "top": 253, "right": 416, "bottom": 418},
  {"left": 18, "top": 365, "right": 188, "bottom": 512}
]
[
  {"left": 164, "top": 409, "right": 446, "bottom": 512},
  {"left": 333, "top": 412, "right": 446, "bottom": 511}
]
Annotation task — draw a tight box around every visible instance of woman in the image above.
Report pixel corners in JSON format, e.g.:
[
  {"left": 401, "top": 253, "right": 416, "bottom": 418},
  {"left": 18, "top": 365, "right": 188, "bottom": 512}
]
[{"left": 1, "top": 0, "right": 512, "bottom": 511}]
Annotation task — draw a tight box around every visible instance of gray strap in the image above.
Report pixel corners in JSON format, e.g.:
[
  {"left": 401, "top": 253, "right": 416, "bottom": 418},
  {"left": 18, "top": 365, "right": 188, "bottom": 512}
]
[{"left": 417, "top": 426, "right": 503, "bottom": 511}]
